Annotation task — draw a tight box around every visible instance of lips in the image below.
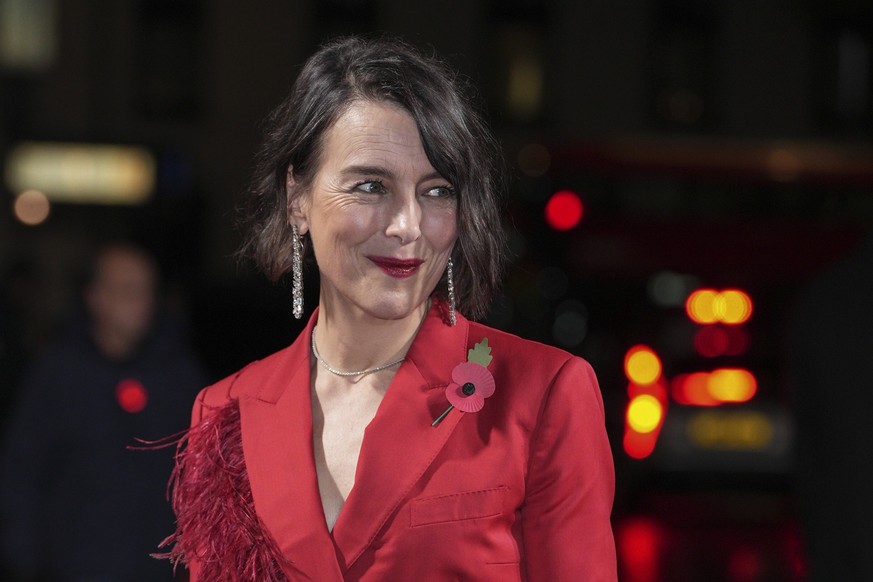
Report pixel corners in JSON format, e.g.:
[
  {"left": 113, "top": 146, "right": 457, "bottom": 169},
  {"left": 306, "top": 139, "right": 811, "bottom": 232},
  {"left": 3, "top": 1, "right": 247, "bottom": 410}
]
[{"left": 367, "top": 256, "right": 424, "bottom": 278}]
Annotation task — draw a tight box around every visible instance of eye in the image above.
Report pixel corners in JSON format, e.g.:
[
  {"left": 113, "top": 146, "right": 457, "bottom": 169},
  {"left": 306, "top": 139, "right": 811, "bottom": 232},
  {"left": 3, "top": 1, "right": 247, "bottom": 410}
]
[
  {"left": 423, "top": 185, "right": 455, "bottom": 198},
  {"left": 354, "top": 180, "right": 386, "bottom": 194}
]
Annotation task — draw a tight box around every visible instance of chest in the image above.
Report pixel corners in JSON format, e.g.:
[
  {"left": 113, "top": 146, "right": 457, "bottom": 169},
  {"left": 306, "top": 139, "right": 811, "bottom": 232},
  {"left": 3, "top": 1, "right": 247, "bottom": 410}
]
[{"left": 311, "top": 378, "right": 388, "bottom": 529}]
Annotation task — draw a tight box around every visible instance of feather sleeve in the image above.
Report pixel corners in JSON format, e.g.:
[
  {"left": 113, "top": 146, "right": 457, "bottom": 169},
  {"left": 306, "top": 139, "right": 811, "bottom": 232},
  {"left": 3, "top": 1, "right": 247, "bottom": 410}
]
[{"left": 156, "top": 400, "right": 290, "bottom": 581}]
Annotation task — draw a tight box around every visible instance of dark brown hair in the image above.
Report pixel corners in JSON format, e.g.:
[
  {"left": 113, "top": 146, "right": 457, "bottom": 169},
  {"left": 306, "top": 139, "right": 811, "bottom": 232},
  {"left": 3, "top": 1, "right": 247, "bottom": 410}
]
[{"left": 240, "top": 36, "right": 506, "bottom": 320}]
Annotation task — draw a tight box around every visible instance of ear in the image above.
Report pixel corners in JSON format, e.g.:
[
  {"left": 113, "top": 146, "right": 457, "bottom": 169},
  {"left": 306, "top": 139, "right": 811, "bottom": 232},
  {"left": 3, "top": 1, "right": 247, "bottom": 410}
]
[{"left": 286, "top": 166, "right": 309, "bottom": 235}]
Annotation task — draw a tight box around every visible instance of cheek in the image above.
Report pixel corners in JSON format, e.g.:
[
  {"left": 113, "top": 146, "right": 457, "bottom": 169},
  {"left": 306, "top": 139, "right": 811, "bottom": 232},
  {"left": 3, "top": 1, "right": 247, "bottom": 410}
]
[
  {"left": 425, "top": 209, "right": 459, "bottom": 251},
  {"left": 312, "top": 206, "right": 378, "bottom": 257}
]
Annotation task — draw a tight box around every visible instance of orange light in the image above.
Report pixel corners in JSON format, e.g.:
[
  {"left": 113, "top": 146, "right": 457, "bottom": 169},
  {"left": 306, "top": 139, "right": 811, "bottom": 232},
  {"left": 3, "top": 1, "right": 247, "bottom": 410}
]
[
  {"left": 544, "top": 190, "right": 584, "bottom": 231},
  {"left": 672, "top": 372, "right": 720, "bottom": 406},
  {"left": 624, "top": 345, "right": 662, "bottom": 385},
  {"left": 671, "top": 369, "right": 757, "bottom": 406},
  {"left": 708, "top": 368, "right": 757, "bottom": 403},
  {"left": 627, "top": 395, "right": 663, "bottom": 433},
  {"left": 686, "top": 288, "right": 753, "bottom": 325},
  {"left": 686, "top": 288, "right": 719, "bottom": 324}
]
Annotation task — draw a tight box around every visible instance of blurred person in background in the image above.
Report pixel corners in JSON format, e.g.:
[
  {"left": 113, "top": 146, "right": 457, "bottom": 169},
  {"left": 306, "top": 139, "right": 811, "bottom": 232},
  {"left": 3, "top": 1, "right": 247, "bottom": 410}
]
[
  {"left": 0, "top": 242, "right": 205, "bottom": 581},
  {"left": 788, "top": 231, "right": 873, "bottom": 580}
]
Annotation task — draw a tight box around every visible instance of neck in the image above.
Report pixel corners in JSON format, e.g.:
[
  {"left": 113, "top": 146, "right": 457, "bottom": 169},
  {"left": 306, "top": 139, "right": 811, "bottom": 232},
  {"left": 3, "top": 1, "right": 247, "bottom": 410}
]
[{"left": 313, "top": 298, "right": 429, "bottom": 374}]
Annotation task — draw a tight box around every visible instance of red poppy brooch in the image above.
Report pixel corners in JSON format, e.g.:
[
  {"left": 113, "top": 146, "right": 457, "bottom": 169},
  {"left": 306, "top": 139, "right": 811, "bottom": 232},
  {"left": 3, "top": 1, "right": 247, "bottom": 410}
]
[{"left": 432, "top": 338, "right": 495, "bottom": 427}]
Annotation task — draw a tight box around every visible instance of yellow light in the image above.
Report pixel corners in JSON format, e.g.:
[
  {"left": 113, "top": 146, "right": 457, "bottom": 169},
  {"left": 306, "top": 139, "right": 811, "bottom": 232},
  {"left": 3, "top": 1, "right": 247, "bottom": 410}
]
[
  {"left": 13, "top": 189, "right": 50, "bottom": 225},
  {"left": 686, "top": 289, "right": 718, "bottom": 324},
  {"left": 624, "top": 345, "right": 662, "bottom": 385},
  {"left": 627, "top": 395, "right": 663, "bottom": 433},
  {"left": 687, "top": 288, "right": 753, "bottom": 325},
  {"left": 5, "top": 142, "right": 155, "bottom": 204},
  {"left": 718, "top": 289, "right": 753, "bottom": 324},
  {"left": 687, "top": 410, "right": 774, "bottom": 450},
  {"left": 708, "top": 368, "right": 757, "bottom": 403}
]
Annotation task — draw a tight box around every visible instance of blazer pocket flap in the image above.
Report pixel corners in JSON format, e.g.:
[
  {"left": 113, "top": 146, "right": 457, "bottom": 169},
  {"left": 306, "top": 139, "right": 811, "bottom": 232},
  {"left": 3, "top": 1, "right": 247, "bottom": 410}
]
[{"left": 410, "top": 486, "right": 508, "bottom": 527}]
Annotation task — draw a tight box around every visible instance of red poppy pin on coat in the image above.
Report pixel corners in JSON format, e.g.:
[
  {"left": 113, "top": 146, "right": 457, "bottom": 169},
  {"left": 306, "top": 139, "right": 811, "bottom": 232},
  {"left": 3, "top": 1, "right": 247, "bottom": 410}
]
[{"left": 432, "top": 338, "right": 495, "bottom": 427}]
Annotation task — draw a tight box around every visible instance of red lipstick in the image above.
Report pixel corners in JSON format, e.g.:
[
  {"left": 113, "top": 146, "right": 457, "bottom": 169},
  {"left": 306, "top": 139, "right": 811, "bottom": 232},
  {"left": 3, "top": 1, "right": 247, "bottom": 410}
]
[{"left": 367, "top": 256, "right": 424, "bottom": 278}]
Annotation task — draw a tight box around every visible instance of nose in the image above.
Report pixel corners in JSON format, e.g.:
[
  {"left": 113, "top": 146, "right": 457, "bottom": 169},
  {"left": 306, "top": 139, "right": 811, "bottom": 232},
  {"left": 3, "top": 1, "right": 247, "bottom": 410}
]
[{"left": 385, "top": 194, "right": 422, "bottom": 245}]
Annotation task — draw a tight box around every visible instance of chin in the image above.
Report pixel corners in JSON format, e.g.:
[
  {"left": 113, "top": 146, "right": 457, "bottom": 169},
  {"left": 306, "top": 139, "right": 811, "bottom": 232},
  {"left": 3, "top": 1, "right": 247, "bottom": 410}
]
[{"left": 364, "top": 293, "right": 429, "bottom": 322}]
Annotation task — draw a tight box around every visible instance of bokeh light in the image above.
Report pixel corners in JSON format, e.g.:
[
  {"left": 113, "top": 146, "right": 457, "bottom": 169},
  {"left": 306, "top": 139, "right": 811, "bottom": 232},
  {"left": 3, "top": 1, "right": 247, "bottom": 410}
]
[
  {"left": 719, "top": 289, "right": 753, "bottom": 324},
  {"left": 544, "top": 190, "right": 584, "bottom": 231},
  {"left": 627, "top": 395, "right": 663, "bottom": 433},
  {"left": 708, "top": 368, "right": 757, "bottom": 403},
  {"left": 687, "top": 410, "right": 774, "bottom": 450},
  {"left": 617, "top": 517, "right": 662, "bottom": 582},
  {"left": 686, "top": 288, "right": 719, "bottom": 324},
  {"left": 13, "top": 189, "right": 51, "bottom": 225},
  {"left": 624, "top": 427, "right": 659, "bottom": 460},
  {"left": 116, "top": 379, "right": 148, "bottom": 413},
  {"left": 686, "top": 288, "right": 753, "bottom": 325},
  {"left": 671, "top": 369, "right": 757, "bottom": 405},
  {"left": 672, "top": 372, "right": 719, "bottom": 406},
  {"left": 694, "top": 325, "right": 751, "bottom": 357},
  {"left": 624, "top": 345, "right": 662, "bottom": 385}
]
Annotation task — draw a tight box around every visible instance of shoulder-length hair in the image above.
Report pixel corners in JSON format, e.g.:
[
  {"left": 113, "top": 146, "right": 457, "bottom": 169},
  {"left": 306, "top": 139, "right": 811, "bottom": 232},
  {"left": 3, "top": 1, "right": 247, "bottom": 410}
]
[{"left": 240, "top": 35, "right": 506, "bottom": 320}]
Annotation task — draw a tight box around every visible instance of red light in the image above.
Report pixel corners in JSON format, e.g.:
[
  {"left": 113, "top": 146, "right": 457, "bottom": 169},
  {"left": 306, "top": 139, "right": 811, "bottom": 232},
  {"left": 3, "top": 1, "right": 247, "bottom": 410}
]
[
  {"left": 623, "top": 429, "right": 659, "bottom": 460},
  {"left": 671, "top": 373, "right": 719, "bottom": 406},
  {"left": 624, "top": 381, "right": 668, "bottom": 459},
  {"left": 724, "top": 326, "right": 751, "bottom": 356},
  {"left": 544, "top": 190, "right": 583, "bottom": 231},
  {"left": 728, "top": 546, "right": 763, "bottom": 582},
  {"left": 116, "top": 379, "right": 148, "bottom": 413},
  {"left": 694, "top": 326, "right": 730, "bottom": 357},
  {"left": 694, "top": 325, "right": 750, "bottom": 357},
  {"left": 617, "top": 517, "right": 662, "bottom": 582}
]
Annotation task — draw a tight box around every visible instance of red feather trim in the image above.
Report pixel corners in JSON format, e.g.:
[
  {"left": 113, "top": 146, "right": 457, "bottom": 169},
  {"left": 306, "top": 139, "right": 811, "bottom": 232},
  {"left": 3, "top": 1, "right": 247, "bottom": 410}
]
[{"left": 155, "top": 400, "right": 290, "bottom": 581}]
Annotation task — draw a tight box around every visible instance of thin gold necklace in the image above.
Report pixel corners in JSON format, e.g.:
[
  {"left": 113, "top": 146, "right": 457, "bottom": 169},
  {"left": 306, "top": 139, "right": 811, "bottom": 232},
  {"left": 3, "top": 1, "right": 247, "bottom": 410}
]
[{"left": 311, "top": 325, "right": 405, "bottom": 378}]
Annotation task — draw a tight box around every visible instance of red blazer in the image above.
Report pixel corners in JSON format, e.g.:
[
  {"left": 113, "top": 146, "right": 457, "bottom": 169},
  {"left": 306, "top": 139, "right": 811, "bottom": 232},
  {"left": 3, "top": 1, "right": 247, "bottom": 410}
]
[{"left": 174, "top": 304, "right": 616, "bottom": 581}]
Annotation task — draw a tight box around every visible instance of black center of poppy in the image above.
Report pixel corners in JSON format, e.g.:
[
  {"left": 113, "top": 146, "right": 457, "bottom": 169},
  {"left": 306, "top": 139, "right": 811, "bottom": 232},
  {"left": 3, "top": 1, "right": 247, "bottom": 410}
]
[{"left": 462, "top": 382, "right": 476, "bottom": 396}]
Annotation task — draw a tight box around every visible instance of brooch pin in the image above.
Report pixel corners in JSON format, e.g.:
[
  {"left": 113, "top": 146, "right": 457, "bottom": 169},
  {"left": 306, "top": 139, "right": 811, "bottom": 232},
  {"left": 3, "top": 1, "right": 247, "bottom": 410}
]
[{"left": 432, "top": 338, "right": 495, "bottom": 427}]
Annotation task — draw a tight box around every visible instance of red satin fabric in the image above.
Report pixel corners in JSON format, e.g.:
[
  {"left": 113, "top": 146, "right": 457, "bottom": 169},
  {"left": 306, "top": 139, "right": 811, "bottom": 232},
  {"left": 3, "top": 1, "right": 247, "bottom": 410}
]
[{"left": 171, "top": 304, "right": 617, "bottom": 581}]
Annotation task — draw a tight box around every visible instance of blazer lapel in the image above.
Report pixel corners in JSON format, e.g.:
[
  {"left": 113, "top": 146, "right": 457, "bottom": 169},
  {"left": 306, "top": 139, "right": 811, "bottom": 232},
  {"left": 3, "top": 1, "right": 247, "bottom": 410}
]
[
  {"left": 331, "top": 306, "right": 470, "bottom": 571},
  {"left": 237, "top": 310, "right": 344, "bottom": 581}
]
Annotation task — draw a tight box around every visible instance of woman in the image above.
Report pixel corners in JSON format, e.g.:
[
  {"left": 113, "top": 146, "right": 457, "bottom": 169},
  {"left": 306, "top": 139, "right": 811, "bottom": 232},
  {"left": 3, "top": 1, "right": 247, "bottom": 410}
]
[{"left": 163, "top": 36, "right": 616, "bottom": 581}]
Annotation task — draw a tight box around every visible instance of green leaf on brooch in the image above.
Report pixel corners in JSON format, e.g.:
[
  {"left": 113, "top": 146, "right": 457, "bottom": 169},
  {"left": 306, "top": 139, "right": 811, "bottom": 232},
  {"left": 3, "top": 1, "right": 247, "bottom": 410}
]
[{"left": 467, "top": 338, "right": 493, "bottom": 367}]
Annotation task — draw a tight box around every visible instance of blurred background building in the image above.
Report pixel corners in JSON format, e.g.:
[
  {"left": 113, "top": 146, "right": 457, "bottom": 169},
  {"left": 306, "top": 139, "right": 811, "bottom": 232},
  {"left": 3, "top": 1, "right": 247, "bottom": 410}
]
[{"left": 1, "top": 0, "right": 871, "bottom": 580}]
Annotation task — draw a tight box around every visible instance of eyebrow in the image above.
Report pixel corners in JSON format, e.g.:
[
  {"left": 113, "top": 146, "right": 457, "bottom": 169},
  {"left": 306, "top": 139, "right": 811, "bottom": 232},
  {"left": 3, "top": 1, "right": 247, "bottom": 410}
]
[{"left": 340, "top": 165, "right": 445, "bottom": 182}]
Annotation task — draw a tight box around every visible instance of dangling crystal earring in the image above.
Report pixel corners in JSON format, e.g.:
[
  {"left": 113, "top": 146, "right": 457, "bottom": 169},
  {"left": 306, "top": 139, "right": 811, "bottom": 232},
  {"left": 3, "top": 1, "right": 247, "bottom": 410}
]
[
  {"left": 446, "top": 257, "right": 457, "bottom": 326},
  {"left": 291, "top": 224, "right": 304, "bottom": 319}
]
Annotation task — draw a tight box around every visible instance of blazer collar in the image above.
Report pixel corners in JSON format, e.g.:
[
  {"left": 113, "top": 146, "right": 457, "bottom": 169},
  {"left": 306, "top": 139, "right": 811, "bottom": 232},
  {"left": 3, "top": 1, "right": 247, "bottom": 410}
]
[{"left": 235, "top": 302, "right": 471, "bottom": 576}]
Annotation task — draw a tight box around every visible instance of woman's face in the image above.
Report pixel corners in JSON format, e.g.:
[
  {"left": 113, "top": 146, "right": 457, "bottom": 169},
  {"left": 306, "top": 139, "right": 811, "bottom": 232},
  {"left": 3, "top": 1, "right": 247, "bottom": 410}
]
[{"left": 291, "top": 100, "right": 458, "bottom": 323}]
